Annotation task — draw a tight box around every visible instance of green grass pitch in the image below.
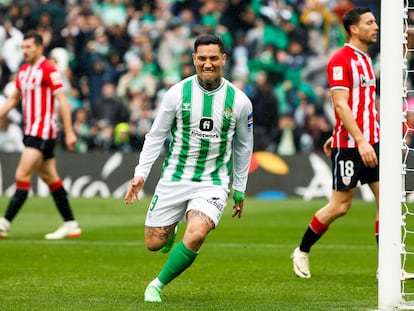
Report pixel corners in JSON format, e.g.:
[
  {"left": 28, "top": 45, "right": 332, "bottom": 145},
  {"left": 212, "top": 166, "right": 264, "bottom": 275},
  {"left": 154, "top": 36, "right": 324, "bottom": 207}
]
[{"left": 0, "top": 196, "right": 379, "bottom": 310}]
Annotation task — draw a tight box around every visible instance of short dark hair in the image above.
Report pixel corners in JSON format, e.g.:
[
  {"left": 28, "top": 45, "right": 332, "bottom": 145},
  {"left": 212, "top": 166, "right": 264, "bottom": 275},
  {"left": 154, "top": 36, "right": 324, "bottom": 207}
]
[
  {"left": 24, "top": 30, "right": 43, "bottom": 46},
  {"left": 194, "top": 34, "right": 225, "bottom": 54},
  {"left": 342, "top": 7, "right": 372, "bottom": 35}
]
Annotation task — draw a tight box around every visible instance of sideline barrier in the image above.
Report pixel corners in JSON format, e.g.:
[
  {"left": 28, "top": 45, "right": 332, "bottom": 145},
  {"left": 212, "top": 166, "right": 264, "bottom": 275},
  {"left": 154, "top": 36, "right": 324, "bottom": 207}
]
[{"left": 0, "top": 151, "right": 377, "bottom": 201}]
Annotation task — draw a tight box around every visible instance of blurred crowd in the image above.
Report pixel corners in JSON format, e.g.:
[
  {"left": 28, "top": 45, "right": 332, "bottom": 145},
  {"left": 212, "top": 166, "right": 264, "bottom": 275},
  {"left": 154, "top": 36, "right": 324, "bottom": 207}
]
[{"left": 0, "top": 0, "right": 380, "bottom": 155}]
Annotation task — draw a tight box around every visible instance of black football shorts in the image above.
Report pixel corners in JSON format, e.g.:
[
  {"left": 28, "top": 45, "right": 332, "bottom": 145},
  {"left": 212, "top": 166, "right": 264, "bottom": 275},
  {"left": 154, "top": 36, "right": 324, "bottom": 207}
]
[
  {"left": 331, "top": 142, "right": 379, "bottom": 191},
  {"left": 23, "top": 135, "right": 56, "bottom": 160}
]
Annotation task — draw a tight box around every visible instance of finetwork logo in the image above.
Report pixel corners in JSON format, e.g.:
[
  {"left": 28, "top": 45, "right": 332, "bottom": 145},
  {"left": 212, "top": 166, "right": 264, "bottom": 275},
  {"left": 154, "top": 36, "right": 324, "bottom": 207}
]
[
  {"left": 190, "top": 130, "right": 219, "bottom": 139},
  {"left": 199, "top": 118, "right": 213, "bottom": 131}
]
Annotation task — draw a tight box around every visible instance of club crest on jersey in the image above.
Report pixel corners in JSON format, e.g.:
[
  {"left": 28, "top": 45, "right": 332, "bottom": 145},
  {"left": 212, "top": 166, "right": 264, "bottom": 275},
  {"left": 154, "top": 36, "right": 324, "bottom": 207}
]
[
  {"left": 223, "top": 107, "right": 233, "bottom": 118},
  {"left": 199, "top": 118, "right": 214, "bottom": 131},
  {"left": 333, "top": 66, "right": 343, "bottom": 80}
]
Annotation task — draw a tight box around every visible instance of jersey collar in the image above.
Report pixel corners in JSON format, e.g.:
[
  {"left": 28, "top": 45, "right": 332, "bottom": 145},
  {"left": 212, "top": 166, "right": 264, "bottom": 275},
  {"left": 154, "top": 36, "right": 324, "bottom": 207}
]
[
  {"left": 30, "top": 56, "right": 46, "bottom": 68},
  {"left": 194, "top": 75, "right": 226, "bottom": 95},
  {"left": 345, "top": 43, "right": 369, "bottom": 58}
]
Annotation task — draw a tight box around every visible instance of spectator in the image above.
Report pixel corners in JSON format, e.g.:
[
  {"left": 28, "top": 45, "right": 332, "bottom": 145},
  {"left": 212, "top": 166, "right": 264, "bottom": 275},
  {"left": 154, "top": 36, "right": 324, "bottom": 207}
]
[
  {"left": 293, "top": 82, "right": 320, "bottom": 128},
  {"left": 113, "top": 122, "right": 132, "bottom": 153},
  {"left": 91, "top": 80, "right": 129, "bottom": 127},
  {"left": 5, "top": 3, "right": 31, "bottom": 33},
  {"left": 85, "top": 54, "right": 117, "bottom": 108},
  {"left": 90, "top": 27, "right": 112, "bottom": 60},
  {"left": 301, "top": 113, "right": 332, "bottom": 154},
  {"left": 117, "top": 57, "right": 158, "bottom": 102},
  {"left": 177, "top": 8, "right": 196, "bottom": 39},
  {"left": 0, "top": 84, "right": 24, "bottom": 152},
  {"left": 49, "top": 47, "right": 81, "bottom": 110},
  {"left": 220, "top": 0, "right": 255, "bottom": 35},
  {"left": 0, "top": 0, "right": 352, "bottom": 156},
  {"left": 332, "top": 0, "right": 355, "bottom": 21},
  {"left": 123, "top": 33, "right": 145, "bottom": 64},
  {"left": 157, "top": 18, "right": 191, "bottom": 80},
  {"left": 72, "top": 107, "right": 91, "bottom": 153},
  {"left": 140, "top": 38, "right": 162, "bottom": 81},
  {"left": 231, "top": 33, "right": 250, "bottom": 82},
  {"left": 28, "top": 0, "right": 67, "bottom": 33},
  {"left": 98, "top": 0, "right": 127, "bottom": 28},
  {"left": 248, "top": 44, "right": 285, "bottom": 86},
  {"left": 273, "top": 113, "right": 303, "bottom": 156},
  {"left": 72, "top": 9, "right": 102, "bottom": 78},
  {"left": 300, "top": 0, "right": 336, "bottom": 56},
  {"left": 249, "top": 71, "right": 279, "bottom": 151},
  {"left": 283, "top": 39, "right": 309, "bottom": 89},
  {"left": 200, "top": 13, "right": 233, "bottom": 51},
  {"left": 0, "top": 19, "right": 24, "bottom": 88},
  {"left": 130, "top": 93, "right": 154, "bottom": 152}
]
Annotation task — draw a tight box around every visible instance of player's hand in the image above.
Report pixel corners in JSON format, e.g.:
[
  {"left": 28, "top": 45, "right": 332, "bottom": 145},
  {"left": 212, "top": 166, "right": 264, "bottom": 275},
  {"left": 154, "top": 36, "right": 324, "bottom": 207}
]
[
  {"left": 358, "top": 141, "right": 378, "bottom": 168},
  {"left": 65, "top": 130, "right": 77, "bottom": 151},
  {"left": 124, "top": 176, "right": 145, "bottom": 204},
  {"left": 232, "top": 190, "right": 244, "bottom": 218},
  {"left": 323, "top": 136, "right": 333, "bottom": 157}
]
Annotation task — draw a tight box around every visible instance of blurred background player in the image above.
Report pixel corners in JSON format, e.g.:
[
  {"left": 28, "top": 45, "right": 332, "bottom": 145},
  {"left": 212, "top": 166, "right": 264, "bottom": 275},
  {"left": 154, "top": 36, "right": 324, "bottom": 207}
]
[{"left": 0, "top": 31, "right": 81, "bottom": 240}]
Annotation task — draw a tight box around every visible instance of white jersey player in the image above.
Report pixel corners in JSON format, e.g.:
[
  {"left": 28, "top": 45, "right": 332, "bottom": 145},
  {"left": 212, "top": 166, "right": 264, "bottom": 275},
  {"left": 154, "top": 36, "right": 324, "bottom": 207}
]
[{"left": 124, "top": 34, "right": 253, "bottom": 302}]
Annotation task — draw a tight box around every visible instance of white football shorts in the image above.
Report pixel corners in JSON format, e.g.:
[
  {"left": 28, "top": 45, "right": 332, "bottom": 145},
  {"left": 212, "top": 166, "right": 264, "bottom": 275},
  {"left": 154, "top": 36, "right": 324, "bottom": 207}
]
[{"left": 145, "top": 180, "right": 229, "bottom": 228}]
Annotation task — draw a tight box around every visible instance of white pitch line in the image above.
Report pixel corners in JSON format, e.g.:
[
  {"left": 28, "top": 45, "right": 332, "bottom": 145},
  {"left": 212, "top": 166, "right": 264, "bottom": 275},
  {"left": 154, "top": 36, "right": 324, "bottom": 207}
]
[{"left": 1, "top": 239, "right": 377, "bottom": 250}]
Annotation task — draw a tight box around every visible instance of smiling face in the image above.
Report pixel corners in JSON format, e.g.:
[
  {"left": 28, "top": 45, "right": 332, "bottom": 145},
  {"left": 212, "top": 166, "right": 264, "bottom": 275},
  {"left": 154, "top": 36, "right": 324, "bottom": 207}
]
[{"left": 192, "top": 43, "right": 226, "bottom": 90}]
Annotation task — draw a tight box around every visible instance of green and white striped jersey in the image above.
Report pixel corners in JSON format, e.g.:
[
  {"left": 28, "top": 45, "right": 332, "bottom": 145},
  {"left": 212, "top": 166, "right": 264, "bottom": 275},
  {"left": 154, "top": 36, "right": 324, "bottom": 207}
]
[{"left": 134, "top": 75, "right": 253, "bottom": 192}]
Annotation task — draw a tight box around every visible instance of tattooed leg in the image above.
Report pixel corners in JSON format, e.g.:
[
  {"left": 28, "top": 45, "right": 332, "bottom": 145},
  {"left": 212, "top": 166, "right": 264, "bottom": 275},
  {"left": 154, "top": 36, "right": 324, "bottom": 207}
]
[
  {"left": 183, "top": 210, "right": 215, "bottom": 252},
  {"left": 145, "top": 223, "right": 178, "bottom": 251}
]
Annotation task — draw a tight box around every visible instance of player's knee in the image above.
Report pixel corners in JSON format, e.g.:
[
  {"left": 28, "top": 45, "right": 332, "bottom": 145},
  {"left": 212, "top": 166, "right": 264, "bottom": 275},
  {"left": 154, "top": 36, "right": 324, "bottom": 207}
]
[
  {"left": 15, "top": 169, "right": 31, "bottom": 181},
  {"left": 182, "top": 231, "right": 206, "bottom": 251},
  {"left": 336, "top": 203, "right": 351, "bottom": 217},
  {"left": 146, "top": 244, "right": 161, "bottom": 252},
  {"left": 38, "top": 171, "right": 55, "bottom": 184},
  {"left": 145, "top": 234, "right": 168, "bottom": 251},
  {"left": 190, "top": 231, "right": 206, "bottom": 244},
  {"left": 145, "top": 239, "right": 162, "bottom": 251}
]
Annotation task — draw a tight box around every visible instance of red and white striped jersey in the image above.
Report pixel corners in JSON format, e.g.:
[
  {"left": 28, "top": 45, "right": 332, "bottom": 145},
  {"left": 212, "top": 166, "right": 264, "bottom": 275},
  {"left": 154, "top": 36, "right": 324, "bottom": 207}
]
[
  {"left": 15, "top": 56, "right": 65, "bottom": 140},
  {"left": 327, "top": 44, "right": 380, "bottom": 148}
]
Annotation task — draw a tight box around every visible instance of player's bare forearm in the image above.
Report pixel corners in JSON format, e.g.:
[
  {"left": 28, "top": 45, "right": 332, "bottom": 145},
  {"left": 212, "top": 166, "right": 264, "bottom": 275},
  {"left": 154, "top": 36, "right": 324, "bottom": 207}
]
[
  {"left": 332, "top": 91, "right": 365, "bottom": 145},
  {"left": 55, "top": 92, "right": 74, "bottom": 131},
  {"left": 54, "top": 92, "right": 77, "bottom": 150},
  {"left": 333, "top": 91, "right": 377, "bottom": 167}
]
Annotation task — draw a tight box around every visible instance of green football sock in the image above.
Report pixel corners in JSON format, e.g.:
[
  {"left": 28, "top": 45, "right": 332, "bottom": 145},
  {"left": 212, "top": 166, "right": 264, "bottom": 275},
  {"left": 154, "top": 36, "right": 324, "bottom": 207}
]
[{"left": 157, "top": 240, "right": 198, "bottom": 285}]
